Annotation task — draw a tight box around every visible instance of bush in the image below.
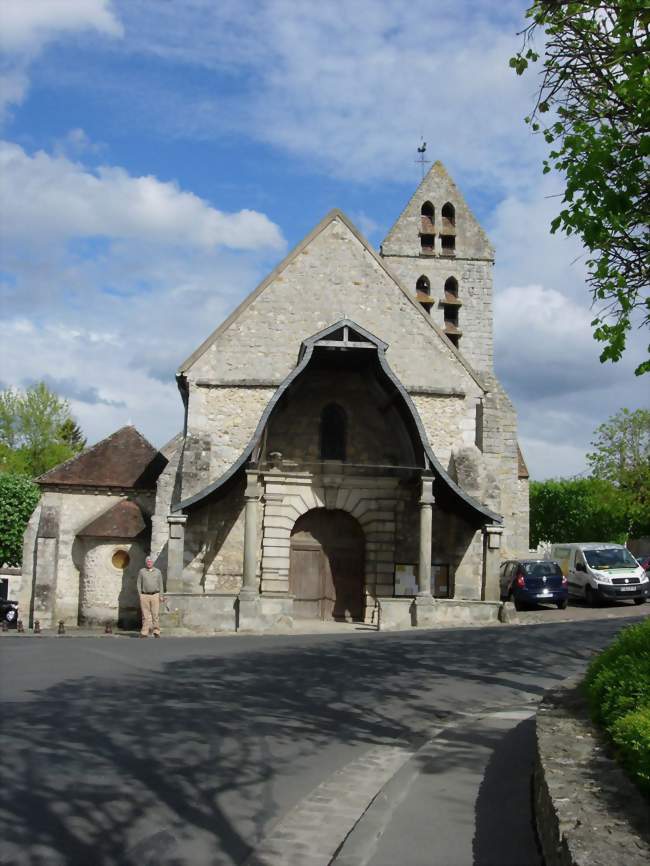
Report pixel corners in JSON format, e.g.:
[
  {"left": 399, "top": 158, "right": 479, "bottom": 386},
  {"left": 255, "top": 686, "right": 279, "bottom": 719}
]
[
  {"left": 584, "top": 618, "right": 650, "bottom": 797},
  {"left": 0, "top": 473, "right": 40, "bottom": 566},
  {"left": 611, "top": 708, "right": 650, "bottom": 796}
]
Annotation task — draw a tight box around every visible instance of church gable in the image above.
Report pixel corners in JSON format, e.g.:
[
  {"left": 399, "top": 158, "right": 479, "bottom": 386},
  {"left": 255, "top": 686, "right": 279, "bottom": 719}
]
[
  {"left": 382, "top": 162, "right": 493, "bottom": 260},
  {"left": 182, "top": 211, "right": 483, "bottom": 398}
]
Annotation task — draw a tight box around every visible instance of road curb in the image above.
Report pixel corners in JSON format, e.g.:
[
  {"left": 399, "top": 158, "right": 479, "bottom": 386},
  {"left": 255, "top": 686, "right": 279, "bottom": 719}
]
[{"left": 534, "top": 677, "right": 650, "bottom": 866}]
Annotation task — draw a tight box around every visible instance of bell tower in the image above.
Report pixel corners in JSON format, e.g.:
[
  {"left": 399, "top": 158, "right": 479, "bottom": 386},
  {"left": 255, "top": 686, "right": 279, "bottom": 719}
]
[{"left": 380, "top": 161, "right": 495, "bottom": 374}]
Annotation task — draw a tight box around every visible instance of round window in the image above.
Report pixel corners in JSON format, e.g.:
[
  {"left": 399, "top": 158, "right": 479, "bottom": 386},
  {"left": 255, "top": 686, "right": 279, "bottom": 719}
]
[{"left": 112, "top": 550, "right": 130, "bottom": 570}]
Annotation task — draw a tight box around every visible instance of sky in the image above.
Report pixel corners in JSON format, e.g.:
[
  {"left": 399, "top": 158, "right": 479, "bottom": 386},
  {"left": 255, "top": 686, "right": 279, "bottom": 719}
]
[{"left": 0, "top": 0, "right": 647, "bottom": 480}]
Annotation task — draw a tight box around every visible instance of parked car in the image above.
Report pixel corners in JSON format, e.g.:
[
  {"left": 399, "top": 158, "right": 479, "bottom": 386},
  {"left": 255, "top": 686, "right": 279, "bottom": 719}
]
[
  {"left": 638, "top": 556, "right": 650, "bottom": 574},
  {"left": 0, "top": 599, "right": 19, "bottom": 629},
  {"left": 550, "top": 543, "right": 649, "bottom": 606},
  {"left": 500, "top": 559, "right": 568, "bottom": 611}
]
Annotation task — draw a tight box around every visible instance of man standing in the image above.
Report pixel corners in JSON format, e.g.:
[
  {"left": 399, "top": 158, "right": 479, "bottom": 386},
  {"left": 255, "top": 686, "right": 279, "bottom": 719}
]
[{"left": 137, "top": 556, "right": 165, "bottom": 638}]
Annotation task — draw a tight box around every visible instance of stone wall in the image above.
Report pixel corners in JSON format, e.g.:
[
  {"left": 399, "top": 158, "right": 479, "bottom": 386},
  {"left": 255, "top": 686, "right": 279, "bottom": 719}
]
[
  {"left": 412, "top": 393, "right": 479, "bottom": 471},
  {"left": 186, "top": 217, "right": 480, "bottom": 395},
  {"left": 266, "top": 369, "right": 416, "bottom": 467},
  {"left": 534, "top": 678, "right": 650, "bottom": 866},
  {"left": 385, "top": 257, "right": 494, "bottom": 374},
  {"left": 79, "top": 539, "right": 146, "bottom": 627},
  {"left": 182, "top": 385, "right": 275, "bottom": 501},
  {"left": 181, "top": 477, "right": 248, "bottom": 593},
  {"left": 480, "top": 379, "right": 529, "bottom": 558},
  {"left": 151, "top": 438, "right": 183, "bottom": 561},
  {"left": 19, "top": 488, "right": 155, "bottom": 627}
]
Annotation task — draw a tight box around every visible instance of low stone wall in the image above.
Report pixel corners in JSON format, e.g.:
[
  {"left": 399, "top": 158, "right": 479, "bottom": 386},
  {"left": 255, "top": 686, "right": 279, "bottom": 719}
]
[
  {"left": 161, "top": 592, "right": 294, "bottom": 632},
  {"left": 161, "top": 593, "right": 238, "bottom": 632},
  {"left": 378, "top": 597, "right": 505, "bottom": 630},
  {"left": 534, "top": 677, "right": 650, "bottom": 866}
]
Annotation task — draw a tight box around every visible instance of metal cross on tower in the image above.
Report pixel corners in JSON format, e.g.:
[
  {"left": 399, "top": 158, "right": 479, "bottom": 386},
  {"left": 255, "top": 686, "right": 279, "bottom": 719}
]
[{"left": 415, "top": 138, "right": 430, "bottom": 179}]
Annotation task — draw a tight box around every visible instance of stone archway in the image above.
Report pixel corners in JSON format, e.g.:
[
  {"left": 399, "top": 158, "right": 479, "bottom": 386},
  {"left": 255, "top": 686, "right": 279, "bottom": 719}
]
[{"left": 289, "top": 509, "right": 365, "bottom": 621}]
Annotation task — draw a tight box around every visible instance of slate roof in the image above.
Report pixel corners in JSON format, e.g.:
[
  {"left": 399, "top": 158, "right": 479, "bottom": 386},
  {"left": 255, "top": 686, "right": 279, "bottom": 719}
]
[
  {"left": 37, "top": 426, "right": 167, "bottom": 490},
  {"left": 77, "top": 500, "right": 149, "bottom": 539}
]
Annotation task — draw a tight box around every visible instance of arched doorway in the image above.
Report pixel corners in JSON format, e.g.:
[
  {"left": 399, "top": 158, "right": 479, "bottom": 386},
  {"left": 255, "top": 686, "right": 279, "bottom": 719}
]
[{"left": 289, "top": 509, "right": 365, "bottom": 621}]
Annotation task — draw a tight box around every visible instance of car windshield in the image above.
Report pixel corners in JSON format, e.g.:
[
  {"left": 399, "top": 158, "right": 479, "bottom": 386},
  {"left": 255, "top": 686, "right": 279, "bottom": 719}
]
[
  {"left": 584, "top": 548, "right": 638, "bottom": 569},
  {"left": 525, "top": 562, "right": 562, "bottom": 577}
]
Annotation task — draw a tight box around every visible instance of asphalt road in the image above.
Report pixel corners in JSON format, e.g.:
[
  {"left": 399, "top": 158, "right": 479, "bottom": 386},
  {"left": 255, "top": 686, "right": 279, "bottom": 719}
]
[{"left": 1, "top": 609, "right": 647, "bottom": 866}]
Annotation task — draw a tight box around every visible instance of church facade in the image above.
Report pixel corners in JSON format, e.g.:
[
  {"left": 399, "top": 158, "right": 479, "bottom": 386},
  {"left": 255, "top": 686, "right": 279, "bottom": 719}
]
[{"left": 19, "top": 163, "right": 529, "bottom": 631}]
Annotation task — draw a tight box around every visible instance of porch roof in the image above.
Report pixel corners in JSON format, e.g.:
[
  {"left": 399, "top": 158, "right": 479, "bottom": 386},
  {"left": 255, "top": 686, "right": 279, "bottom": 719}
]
[{"left": 175, "top": 319, "right": 502, "bottom": 525}]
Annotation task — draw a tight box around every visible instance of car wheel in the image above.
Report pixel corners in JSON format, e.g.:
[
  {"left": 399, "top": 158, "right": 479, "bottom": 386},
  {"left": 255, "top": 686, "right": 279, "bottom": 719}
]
[
  {"left": 585, "top": 586, "right": 597, "bottom": 607},
  {"left": 633, "top": 598, "right": 646, "bottom": 606},
  {"left": 556, "top": 599, "right": 568, "bottom": 610},
  {"left": 514, "top": 597, "right": 524, "bottom": 612}
]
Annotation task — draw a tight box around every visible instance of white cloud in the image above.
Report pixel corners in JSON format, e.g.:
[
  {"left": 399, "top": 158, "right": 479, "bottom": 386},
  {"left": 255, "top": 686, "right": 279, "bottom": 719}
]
[
  {"left": 0, "top": 139, "right": 287, "bottom": 448},
  {"left": 91, "top": 0, "right": 540, "bottom": 194},
  {"left": 0, "top": 0, "right": 122, "bottom": 52},
  {"left": 0, "top": 141, "right": 286, "bottom": 250},
  {"left": 0, "top": 0, "right": 122, "bottom": 119}
]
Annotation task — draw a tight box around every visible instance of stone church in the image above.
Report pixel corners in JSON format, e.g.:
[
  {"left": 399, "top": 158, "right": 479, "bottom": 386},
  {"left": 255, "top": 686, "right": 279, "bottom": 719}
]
[{"left": 19, "top": 163, "right": 529, "bottom": 631}]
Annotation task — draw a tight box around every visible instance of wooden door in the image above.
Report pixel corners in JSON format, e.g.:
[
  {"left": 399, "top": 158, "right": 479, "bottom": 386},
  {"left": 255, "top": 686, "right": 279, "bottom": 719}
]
[
  {"left": 289, "top": 546, "right": 324, "bottom": 619},
  {"left": 290, "top": 509, "right": 365, "bottom": 620}
]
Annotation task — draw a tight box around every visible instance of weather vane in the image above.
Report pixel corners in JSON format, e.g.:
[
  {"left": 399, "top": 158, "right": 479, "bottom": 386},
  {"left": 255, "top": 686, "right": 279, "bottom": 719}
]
[{"left": 415, "top": 137, "right": 430, "bottom": 179}]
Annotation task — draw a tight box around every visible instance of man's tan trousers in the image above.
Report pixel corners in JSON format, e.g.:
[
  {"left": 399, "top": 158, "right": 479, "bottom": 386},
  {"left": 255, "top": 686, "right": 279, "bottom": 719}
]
[{"left": 139, "top": 592, "right": 161, "bottom": 636}]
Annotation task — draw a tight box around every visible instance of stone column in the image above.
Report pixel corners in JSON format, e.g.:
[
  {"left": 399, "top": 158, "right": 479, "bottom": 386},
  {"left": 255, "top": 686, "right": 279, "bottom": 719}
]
[
  {"left": 241, "top": 471, "right": 262, "bottom": 598},
  {"left": 166, "top": 514, "right": 187, "bottom": 592},
  {"left": 483, "top": 524, "right": 504, "bottom": 601},
  {"left": 32, "top": 506, "right": 59, "bottom": 628},
  {"left": 417, "top": 476, "right": 435, "bottom": 595},
  {"left": 414, "top": 475, "right": 436, "bottom": 626}
]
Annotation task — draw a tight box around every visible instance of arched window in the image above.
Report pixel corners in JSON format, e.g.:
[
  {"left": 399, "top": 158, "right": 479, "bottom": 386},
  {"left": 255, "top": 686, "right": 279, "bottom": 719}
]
[
  {"left": 444, "top": 276, "right": 458, "bottom": 298},
  {"left": 416, "top": 275, "right": 433, "bottom": 315},
  {"left": 320, "top": 403, "right": 346, "bottom": 461},
  {"left": 443, "top": 276, "right": 461, "bottom": 346},
  {"left": 420, "top": 201, "right": 435, "bottom": 246},
  {"left": 441, "top": 202, "right": 455, "bottom": 224}
]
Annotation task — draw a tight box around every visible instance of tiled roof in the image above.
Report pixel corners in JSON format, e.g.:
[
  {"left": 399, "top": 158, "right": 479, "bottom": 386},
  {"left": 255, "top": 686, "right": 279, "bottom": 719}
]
[
  {"left": 37, "top": 426, "right": 167, "bottom": 489},
  {"left": 77, "top": 500, "right": 148, "bottom": 539}
]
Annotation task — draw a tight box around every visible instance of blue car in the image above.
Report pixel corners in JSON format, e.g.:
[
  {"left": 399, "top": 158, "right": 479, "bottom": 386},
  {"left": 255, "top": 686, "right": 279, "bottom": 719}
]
[{"left": 500, "top": 559, "right": 568, "bottom": 610}]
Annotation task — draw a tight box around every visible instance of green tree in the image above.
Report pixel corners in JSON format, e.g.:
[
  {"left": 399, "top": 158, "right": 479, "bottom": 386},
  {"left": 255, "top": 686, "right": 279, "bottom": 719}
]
[
  {"left": 510, "top": 1, "right": 650, "bottom": 375},
  {"left": 587, "top": 407, "right": 650, "bottom": 535},
  {"left": 530, "top": 477, "right": 630, "bottom": 547},
  {"left": 0, "top": 474, "right": 40, "bottom": 566},
  {"left": 0, "top": 383, "right": 86, "bottom": 477}
]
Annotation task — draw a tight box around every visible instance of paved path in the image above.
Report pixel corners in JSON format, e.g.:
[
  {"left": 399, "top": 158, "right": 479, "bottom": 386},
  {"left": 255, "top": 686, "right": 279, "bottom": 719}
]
[{"left": 1, "top": 609, "right": 647, "bottom": 866}]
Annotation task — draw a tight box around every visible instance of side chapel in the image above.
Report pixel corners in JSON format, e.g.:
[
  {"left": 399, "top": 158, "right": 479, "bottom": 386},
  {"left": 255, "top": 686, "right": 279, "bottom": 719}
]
[{"left": 19, "top": 163, "right": 530, "bottom": 631}]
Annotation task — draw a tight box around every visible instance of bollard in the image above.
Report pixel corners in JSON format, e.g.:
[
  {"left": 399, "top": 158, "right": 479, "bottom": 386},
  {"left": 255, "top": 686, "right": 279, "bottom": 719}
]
[
  {"left": 58, "top": 620, "right": 65, "bottom": 635},
  {"left": 17, "top": 620, "right": 24, "bottom": 633},
  {"left": 1, "top": 621, "right": 7, "bottom": 632},
  {"left": 34, "top": 620, "right": 41, "bottom": 634},
  {"left": 104, "top": 622, "right": 113, "bottom": 635}
]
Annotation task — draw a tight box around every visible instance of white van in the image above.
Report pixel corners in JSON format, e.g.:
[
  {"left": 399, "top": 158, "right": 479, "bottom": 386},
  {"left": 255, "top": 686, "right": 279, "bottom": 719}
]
[{"left": 550, "top": 543, "right": 649, "bottom": 606}]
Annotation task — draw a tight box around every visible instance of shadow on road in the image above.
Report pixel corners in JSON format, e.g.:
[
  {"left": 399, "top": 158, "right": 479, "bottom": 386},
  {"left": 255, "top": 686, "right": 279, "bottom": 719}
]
[
  {"left": 473, "top": 718, "right": 542, "bottom": 866},
  {"left": 0, "top": 619, "right": 638, "bottom": 865}
]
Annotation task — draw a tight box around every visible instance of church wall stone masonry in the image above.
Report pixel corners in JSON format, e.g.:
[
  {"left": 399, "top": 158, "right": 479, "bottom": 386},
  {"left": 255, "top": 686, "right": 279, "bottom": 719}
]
[{"left": 21, "top": 162, "right": 529, "bottom": 631}]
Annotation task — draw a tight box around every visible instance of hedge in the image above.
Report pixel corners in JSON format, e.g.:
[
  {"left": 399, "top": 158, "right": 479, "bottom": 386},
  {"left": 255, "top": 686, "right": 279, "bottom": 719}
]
[
  {"left": 584, "top": 617, "right": 650, "bottom": 796},
  {"left": 0, "top": 473, "right": 40, "bottom": 567}
]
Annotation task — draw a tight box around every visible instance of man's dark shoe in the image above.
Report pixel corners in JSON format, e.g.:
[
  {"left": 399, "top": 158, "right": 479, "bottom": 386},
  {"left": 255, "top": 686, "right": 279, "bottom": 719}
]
[{"left": 154, "top": 633, "right": 161, "bottom": 638}]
